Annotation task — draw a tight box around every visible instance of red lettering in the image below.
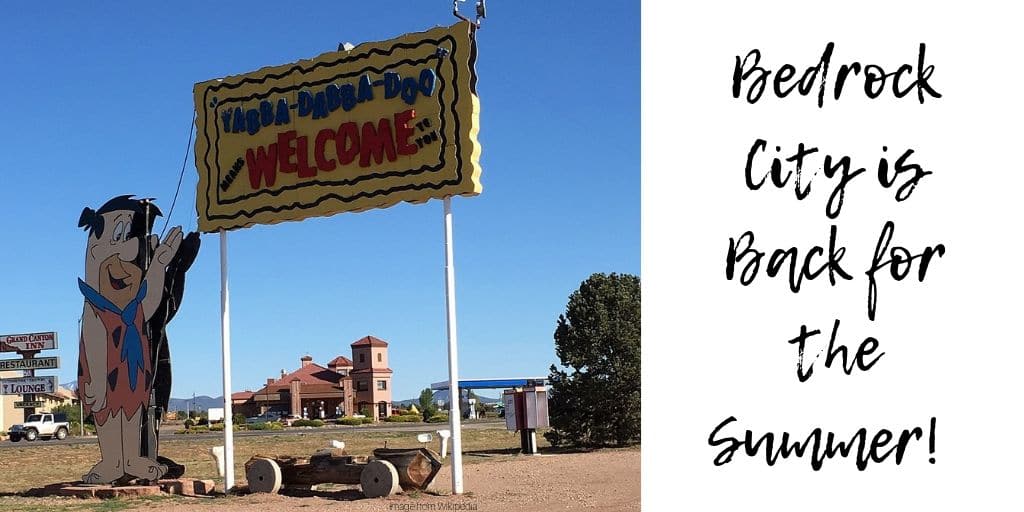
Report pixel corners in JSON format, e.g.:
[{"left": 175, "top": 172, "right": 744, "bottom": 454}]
[
  {"left": 394, "top": 109, "right": 417, "bottom": 156},
  {"left": 359, "top": 118, "right": 397, "bottom": 167},
  {"left": 314, "top": 128, "right": 337, "bottom": 172},
  {"left": 336, "top": 122, "right": 360, "bottom": 165},
  {"left": 278, "top": 130, "right": 298, "bottom": 173},
  {"left": 295, "top": 135, "right": 317, "bottom": 178},
  {"left": 246, "top": 143, "right": 279, "bottom": 189}
]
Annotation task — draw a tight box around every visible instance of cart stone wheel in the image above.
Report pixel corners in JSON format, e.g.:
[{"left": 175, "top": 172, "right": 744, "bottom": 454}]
[
  {"left": 360, "top": 459, "right": 401, "bottom": 498},
  {"left": 246, "top": 457, "right": 283, "bottom": 494}
]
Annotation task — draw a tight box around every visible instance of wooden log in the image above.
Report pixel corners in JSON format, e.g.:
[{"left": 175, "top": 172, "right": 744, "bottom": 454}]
[
  {"left": 279, "top": 456, "right": 365, "bottom": 486},
  {"left": 372, "top": 448, "right": 443, "bottom": 490},
  {"left": 310, "top": 448, "right": 349, "bottom": 460}
]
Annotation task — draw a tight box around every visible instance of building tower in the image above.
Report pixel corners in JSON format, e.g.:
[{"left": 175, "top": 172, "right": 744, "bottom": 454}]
[{"left": 349, "top": 336, "right": 393, "bottom": 420}]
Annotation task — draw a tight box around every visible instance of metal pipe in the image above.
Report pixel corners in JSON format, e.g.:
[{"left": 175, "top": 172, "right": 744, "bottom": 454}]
[
  {"left": 219, "top": 229, "right": 236, "bottom": 491},
  {"left": 442, "top": 197, "right": 464, "bottom": 494}
]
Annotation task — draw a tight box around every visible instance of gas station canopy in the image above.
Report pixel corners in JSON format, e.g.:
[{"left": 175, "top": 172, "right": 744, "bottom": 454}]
[{"left": 430, "top": 378, "right": 548, "bottom": 391}]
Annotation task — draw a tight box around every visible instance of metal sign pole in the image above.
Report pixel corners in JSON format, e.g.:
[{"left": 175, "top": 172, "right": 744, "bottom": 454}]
[
  {"left": 78, "top": 319, "right": 84, "bottom": 436},
  {"left": 442, "top": 196, "right": 464, "bottom": 494},
  {"left": 23, "top": 350, "right": 36, "bottom": 419},
  {"left": 219, "top": 229, "right": 236, "bottom": 490}
]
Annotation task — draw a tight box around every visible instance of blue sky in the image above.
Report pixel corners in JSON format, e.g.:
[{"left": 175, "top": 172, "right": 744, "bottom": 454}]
[{"left": 0, "top": 1, "right": 638, "bottom": 402}]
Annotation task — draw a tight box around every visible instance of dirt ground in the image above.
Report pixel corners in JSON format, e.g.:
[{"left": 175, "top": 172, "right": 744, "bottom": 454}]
[
  {"left": 161, "top": 448, "right": 638, "bottom": 512},
  {"left": 0, "top": 448, "right": 639, "bottom": 512}
]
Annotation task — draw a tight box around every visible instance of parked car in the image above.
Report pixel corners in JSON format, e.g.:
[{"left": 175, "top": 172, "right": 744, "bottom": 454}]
[
  {"left": 246, "top": 412, "right": 282, "bottom": 424},
  {"left": 8, "top": 413, "right": 70, "bottom": 442}
]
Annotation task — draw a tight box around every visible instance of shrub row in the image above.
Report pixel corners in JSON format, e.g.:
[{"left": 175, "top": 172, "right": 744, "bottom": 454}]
[
  {"left": 426, "top": 414, "right": 449, "bottom": 423},
  {"left": 292, "top": 419, "right": 326, "bottom": 427},
  {"left": 338, "top": 416, "right": 375, "bottom": 426},
  {"left": 247, "top": 422, "right": 284, "bottom": 431},
  {"left": 383, "top": 414, "right": 422, "bottom": 423}
]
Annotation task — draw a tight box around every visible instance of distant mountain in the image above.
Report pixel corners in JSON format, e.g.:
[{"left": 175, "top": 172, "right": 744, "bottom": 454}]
[
  {"left": 395, "top": 390, "right": 500, "bottom": 407},
  {"left": 64, "top": 381, "right": 223, "bottom": 413},
  {"left": 168, "top": 395, "right": 224, "bottom": 412},
  {"left": 62, "top": 382, "right": 222, "bottom": 412}
]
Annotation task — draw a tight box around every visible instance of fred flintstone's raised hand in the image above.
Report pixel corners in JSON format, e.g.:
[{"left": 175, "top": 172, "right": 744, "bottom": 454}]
[
  {"left": 142, "top": 226, "right": 184, "bottom": 321},
  {"left": 153, "top": 226, "right": 183, "bottom": 267}
]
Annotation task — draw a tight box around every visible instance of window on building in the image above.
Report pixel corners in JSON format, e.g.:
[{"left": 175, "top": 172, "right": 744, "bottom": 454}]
[
  {"left": 377, "top": 353, "right": 382, "bottom": 363},
  {"left": 359, "top": 353, "right": 365, "bottom": 363},
  {"left": 377, "top": 380, "right": 387, "bottom": 390},
  {"left": 357, "top": 380, "right": 368, "bottom": 392}
]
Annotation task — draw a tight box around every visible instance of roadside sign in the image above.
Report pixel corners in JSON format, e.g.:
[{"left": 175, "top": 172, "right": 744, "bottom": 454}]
[
  {"left": 0, "top": 332, "right": 58, "bottom": 353},
  {"left": 0, "top": 375, "right": 58, "bottom": 395},
  {"left": 0, "top": 357, "right": 60, "bottom": 371},
  {"left": 14, "top": 400, "right": 45, "bottom": 409}
]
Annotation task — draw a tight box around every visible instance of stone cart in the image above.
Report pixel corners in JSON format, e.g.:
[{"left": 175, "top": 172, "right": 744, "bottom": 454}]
[{"left": 244, "top": 447, "right": 443, "bottom": 498}]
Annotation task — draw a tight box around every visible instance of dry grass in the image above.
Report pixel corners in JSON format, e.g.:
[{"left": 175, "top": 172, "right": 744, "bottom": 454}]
[{"left": 0, "top": 424, "right": 545, "bottom": 495}]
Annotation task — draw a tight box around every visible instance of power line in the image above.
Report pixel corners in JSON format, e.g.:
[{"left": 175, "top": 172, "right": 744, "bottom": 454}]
[{"left": 161, "top": 111, "right": 196, "bottom": 238}]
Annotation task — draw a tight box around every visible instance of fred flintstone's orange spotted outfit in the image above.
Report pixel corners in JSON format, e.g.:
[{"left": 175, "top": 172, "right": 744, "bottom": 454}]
[{"left": 77, "top": 280, "right": 152, "bottom": 426}]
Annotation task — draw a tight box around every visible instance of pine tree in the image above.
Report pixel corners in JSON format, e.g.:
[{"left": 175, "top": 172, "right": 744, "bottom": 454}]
[
  {"left": 418, "top": 387, "right": 438, "bottom": 421},
  {"left": 545, "top": 272, "right": 640, "bottom": 447}
]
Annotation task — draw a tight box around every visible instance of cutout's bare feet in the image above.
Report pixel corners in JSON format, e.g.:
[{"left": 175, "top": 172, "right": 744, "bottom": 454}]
[
  {"left": 82, "top": 459, "right": 124, "bottom": 484},
  {"left": 124, "top": 456, "right": 168, "bottom": 481}
]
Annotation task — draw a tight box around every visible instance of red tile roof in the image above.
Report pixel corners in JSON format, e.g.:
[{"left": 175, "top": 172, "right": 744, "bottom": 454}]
[
  {"left": 351, "top": 335, "right": 388, "bottom": 347},
  {"left": 232, "top": 391, "right": 254, "bottom": 400},
  {"left": 328, "top": 355, "right": 353, "bottom": 367},
  {"left": 252, "top": 363, "right": 343, "bottom": 395}
]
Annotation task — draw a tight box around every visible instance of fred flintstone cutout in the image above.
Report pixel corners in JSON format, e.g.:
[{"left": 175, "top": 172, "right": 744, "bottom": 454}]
[{"left": 77, "top": 195, "right": 200, "bottom": 483}]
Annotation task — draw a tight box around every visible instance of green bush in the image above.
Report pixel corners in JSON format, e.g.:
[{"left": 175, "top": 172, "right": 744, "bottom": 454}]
[
  {"left": 184, "top": 418, "right": 196, "bottom": 428},
  {"left": 362, "top": 417, "right": 375, "bottom": 424},
  {"left": 209, "top": 423, "right": 242, "bottom": 432},
  {"left": 338, "top": 416, "right": 364, "bottom": 426},
  {"left": 383, "top": 414, "right": 422, "bottom": 423},
  {"left": 292, "top": 419, "right": 325, "bottom": 427},
  {"left": 233, "top": 413, "right": 246, "bottom": 425},
  {"left": 246, "top": 422, "right": 283, "bottom": 431},
  {"left": 426, "top": 414, "right": 449, "bottom": 424}
]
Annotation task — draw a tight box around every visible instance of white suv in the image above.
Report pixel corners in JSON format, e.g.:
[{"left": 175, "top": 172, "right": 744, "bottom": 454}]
[{"left": 8, "top": 413, "right": 71, "bottom": 442}]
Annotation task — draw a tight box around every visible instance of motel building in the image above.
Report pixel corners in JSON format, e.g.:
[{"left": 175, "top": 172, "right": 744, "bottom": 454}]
[{"left": 232, "top": 336, "right": 394, "bottom": 421}]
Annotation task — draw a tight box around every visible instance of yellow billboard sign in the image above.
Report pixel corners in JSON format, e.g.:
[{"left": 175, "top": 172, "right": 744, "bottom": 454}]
[{"left": 193, "top": 21, "right": 482, "bottom": 232}]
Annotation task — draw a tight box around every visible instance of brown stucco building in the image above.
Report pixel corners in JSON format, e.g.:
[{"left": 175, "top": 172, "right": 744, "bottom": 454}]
[{"left": 232, "top": 335, "right": 394, "bottom": 421}]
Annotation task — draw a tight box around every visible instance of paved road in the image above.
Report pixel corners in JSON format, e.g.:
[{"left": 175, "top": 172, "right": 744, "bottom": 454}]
[{"left": 0, "top": 420, "right": 504, "bottom": 449}]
